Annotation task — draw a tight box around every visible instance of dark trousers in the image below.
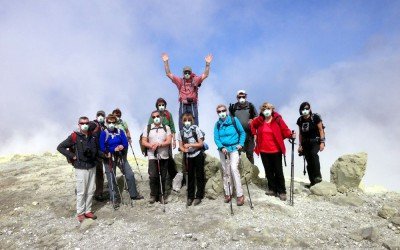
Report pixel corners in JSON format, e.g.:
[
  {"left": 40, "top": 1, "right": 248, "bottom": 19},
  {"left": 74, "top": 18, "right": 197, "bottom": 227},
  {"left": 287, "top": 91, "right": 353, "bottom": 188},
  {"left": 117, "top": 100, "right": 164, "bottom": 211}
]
[
  {"left": 167, "top": 146, "right": 177, "bottom": 180},
  {"left": 148, "top": 159, "right": 168, "bottom": 197},
  {"left": 260, "top": 152, "right": 286, "bottom": 194},
  {"left": 185, "top": 153, "right": 205, "bottom": 199},
  {"left": 244, "top": 133, "right": 255, "bottom": 164},
  {"left": 303, "top": 142, "right": 322, "bottom": 185},
  {"left": 94, "top": 159, "right": 104, "bottom": 196},
  {"left": 179, "top": 102, "right": 199, "bottom": 130}
]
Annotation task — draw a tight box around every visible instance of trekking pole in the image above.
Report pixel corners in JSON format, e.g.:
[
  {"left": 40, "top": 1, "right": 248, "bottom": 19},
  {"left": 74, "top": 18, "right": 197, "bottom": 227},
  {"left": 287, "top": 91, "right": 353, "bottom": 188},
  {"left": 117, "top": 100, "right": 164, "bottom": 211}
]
[
  {"left": 129, "top": 142, "right": 143, "bottom": 181},
  {"left": 106, "top": 157, "right": 118, "bottom": 210},
  {"left": 156, "top": 150, "right": 166, "bottom": 213},
  {"left": 111, "top": 154, "right": 124, "bottom": 206},
  {"left": 225, "top": 153, "right": 234, "bottom": 216},
  {"left": 185, "top": 152, "right": 189, "bottom": 209},
  {"left": 289, "top": 131, "right": 295, "bottom": 206},
  {"left": 238, "top": 151, "right": 253, "bottom": 209}
]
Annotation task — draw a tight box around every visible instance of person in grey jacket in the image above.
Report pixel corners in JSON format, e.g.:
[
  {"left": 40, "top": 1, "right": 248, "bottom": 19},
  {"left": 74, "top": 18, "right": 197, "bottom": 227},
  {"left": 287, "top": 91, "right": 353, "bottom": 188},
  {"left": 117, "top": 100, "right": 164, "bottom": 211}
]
[{"left": 57, "top": 116, "right": 104, "bottom": 223}]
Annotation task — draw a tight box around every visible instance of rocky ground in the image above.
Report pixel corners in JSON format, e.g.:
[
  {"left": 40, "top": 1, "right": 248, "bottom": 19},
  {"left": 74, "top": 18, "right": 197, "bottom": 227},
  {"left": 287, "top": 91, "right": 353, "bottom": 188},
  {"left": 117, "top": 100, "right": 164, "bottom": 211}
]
[{"left": 0, "top": 153, "right": 399, "bottom": 249}]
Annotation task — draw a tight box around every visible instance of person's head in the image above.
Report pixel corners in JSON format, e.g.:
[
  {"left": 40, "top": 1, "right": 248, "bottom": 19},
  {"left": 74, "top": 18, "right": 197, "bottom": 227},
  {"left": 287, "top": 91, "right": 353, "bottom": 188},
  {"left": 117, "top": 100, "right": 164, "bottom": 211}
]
[
  {"left": 78, "top": 116, "right": 90, "bottom": 133},
  {"left": 236, "top": 90, "right": 247, "bottom": 104},
  {"left": 96, "top": 110, "right": 106, "bottom": 123},
  {"left": 151, "top": 110, "right": 161, "bottom": 125},
  {"left": 181, "top": 113, "right": 194, "bottom": 128},
  {"left": 112, "top": 108, "right": 122, "bottom": 120},
  {"left": 155, "top": 98, "right": 167, "bottom": 112},
  {"left": 299, "top": 102, "right": 312, "bottom": 117},
  {"left": 106, "top": 114, "right": 117, "bottom": 130},
  {"left": 182, "top": 66, "right": 192, "bottom": 80},
  {"left": 216, "top": 104, "right": 228, "bottom": 119},
  {"left": 260, "top": 102, "right": 275, "bottom": 118}
]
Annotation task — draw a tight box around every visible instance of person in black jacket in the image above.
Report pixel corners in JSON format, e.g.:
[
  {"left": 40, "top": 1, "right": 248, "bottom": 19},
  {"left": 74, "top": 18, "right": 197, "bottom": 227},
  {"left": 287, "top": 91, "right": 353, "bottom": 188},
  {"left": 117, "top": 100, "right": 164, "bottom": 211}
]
[{"left": 57, "top": 116, "right": 104, "bottom": 223}]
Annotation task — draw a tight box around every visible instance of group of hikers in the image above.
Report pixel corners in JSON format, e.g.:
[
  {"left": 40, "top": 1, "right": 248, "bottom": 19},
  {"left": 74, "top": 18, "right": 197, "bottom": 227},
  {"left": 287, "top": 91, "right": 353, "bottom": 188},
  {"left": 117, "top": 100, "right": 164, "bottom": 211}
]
[{"left": 57, "top": 53, "right": 326, "bottom": 223}]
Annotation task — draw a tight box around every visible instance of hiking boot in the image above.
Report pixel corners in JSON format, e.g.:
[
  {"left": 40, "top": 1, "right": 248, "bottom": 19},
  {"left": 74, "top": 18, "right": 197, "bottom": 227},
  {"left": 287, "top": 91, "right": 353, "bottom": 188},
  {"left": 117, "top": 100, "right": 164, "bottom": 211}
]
[
  {"left": 237, "top": 196, "right": 245, "bottom": 206},
  {"left": 84, "top": 212, "right": 97, "bottom": 220},
  {"left": 187, "top": 199, "right": 194, "bottom": 206},
  {"left": 279, "top": 193, "right": 287, "bottom": 201},
  {"left": 224, "top": 195, "right": 232, "bottom": 203},
  {"left": 131, "top": 195, "right": 144, "bottom": 200},
  {"left": 314, "top": 177, "right": 322, "bottom": 184},
  {"left": 265, "top": 190, "right": 276, "bottom": 196},
  {"left": 149, "top": 196, "right": 157, "bottom": 204},
  {"left": 159, "top": 195, "right": 168, "bottom": 204},
  {"left": 193, "top": 199, "right": 202, "bottom": 206},
  {"left": 77, "top": 214, "right": 85, "bottom": 223}
]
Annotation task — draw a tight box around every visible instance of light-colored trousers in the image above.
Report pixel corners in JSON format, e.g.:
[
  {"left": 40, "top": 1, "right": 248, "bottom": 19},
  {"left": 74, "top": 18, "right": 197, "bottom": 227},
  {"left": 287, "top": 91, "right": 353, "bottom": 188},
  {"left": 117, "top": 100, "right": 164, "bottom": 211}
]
[
  {"left": 218, "top": 151, "right": 243, "bottom": 197},
  {"left": 75, "top": 167, "right": 96, "bottom": 215}
]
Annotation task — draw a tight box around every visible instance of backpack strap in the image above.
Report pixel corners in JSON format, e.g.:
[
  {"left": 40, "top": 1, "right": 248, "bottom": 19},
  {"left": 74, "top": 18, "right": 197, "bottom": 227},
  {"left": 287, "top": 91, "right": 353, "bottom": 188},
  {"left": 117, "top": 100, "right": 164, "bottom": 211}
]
[
  {"left": 71, "top": 132, "right": 77, "bottom": 144},
  {"left": 231, "top": 116, "right": 239, "bottom": 135},
  {"left": 105, "top": 128, "right": 121, "bottom": 143}
]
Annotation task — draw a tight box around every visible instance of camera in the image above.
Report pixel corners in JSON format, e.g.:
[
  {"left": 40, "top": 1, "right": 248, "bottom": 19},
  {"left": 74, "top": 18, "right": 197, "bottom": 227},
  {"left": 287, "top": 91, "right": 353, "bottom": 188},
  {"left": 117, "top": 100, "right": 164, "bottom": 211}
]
[{"left": 83, "top": 148, "right": 93, "bottom": 158}]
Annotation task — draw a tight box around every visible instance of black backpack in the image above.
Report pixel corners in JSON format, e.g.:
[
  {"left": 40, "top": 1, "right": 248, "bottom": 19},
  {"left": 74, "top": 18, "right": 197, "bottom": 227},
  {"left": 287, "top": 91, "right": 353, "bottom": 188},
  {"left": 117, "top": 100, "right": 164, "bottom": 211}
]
[
  {"left": 139, "top": 124, "right": 167, "bottom": 156},
  {"left": 180, "top": 125, "right": 207, "bottom": 151}
]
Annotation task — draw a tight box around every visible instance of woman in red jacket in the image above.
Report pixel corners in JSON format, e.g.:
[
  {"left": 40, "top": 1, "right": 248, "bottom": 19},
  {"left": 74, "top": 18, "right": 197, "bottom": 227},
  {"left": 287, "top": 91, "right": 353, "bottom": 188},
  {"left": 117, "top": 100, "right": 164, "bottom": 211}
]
[{"left": 251, "top": 102, "right": 296, "bottom": 201}]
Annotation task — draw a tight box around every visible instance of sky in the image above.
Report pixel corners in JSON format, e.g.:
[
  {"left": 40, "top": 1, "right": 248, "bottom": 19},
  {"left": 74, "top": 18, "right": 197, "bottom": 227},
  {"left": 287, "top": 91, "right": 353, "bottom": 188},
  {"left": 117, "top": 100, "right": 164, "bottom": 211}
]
[{"left": 1, "top": 0, "right": 399, "bottom": 190}]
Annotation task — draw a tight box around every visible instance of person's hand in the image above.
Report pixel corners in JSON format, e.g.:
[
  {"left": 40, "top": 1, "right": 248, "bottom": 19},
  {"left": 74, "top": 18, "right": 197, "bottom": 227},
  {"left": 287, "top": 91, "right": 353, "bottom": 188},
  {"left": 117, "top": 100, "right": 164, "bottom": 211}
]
[
  {"left": 151, "top": 143, "right": 158, "bottom": 151},
  {"left": 128, "top": 138, "right": 132, "bottom": 144},
  {"left": 205, "top": 54, "right": 213, "bottom": 63},
  {"left": 320, "top": 143, "right": 325, "bottom": 152},
  {"left": 184, "top": 144, "right": 191, "bottom": 149},
  {"left": 106, "top": 152, "right": 111, "bottom": 158},
  {"left": 182, "top": 148, "right": 189, "bottom": 153},
  {"left": 115, "top": 145, "right": 124, "bottom": 151},
  {"left": 172, "top": 140, "right": 176, "bottom": 149},
  {"left": 236, "top": 145, "right": 243, "bottom": 151},
  {"left": 291, "top": 131, "right": 296, "bottom": 139},
  {"left": 73, "top": 155, "right": 77, "bottom": 160},
  {"left": 298, "top": 146, "right": 303, "bottom": 154},
  {"left": 161, "top": 53, "right": 169, "bottom": 62},
  {"left": 221, "top": 148, "right": 228, "bottom": 155}
]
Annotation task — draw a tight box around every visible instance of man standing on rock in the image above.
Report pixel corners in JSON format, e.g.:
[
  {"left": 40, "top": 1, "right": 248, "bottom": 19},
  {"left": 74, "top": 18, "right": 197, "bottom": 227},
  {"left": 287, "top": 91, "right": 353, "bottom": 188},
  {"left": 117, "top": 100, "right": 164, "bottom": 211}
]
[
  {"left": 161, "top": 52, "right": 213, "bottom": 130},
  {"left": 57, "top": 116, "right": 103, "bottom": 222},
  {"left": 229, "top": 90, "right": 258, "bottom": 164}
]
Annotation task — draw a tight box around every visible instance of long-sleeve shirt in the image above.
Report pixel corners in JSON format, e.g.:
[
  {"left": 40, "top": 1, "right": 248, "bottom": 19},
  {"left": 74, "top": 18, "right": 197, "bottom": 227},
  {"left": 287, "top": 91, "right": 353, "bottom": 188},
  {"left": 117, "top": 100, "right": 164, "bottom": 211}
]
[
  {"left": 214, "top": 116, "right": 246, "bottom": 153},
  {"left": 99, "top": 128, "right": 128, "bottom": 153}
]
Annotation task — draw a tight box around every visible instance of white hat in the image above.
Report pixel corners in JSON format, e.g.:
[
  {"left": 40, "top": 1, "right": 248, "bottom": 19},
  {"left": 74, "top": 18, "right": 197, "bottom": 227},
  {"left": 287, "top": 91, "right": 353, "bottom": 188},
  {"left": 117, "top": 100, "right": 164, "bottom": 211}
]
[{"left": 237, "top": 90, "right": 246, "bottom": 96}]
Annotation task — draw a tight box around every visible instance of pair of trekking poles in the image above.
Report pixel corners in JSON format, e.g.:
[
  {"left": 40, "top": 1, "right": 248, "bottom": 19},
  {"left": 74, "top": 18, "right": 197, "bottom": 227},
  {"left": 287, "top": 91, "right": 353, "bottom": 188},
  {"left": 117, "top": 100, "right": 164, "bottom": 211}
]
[
  {"left": 223, "top": 150, "right": 254, "bottom": 216},
  {"left": 104, "top": 151, "right": 132, "bottom": 209}
]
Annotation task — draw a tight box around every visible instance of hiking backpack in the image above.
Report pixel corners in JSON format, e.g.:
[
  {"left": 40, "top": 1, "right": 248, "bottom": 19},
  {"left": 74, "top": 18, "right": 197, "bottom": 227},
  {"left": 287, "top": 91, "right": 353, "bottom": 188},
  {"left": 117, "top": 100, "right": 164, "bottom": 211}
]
[
  {"left": 180, "top": 126, "right": 208, "bottom": 151},
  {"left": 139, "top": 124, "right": 167, "bottom": 156},
  {"left": 66, "top": 132, "right": 78, "bottom": 165}
]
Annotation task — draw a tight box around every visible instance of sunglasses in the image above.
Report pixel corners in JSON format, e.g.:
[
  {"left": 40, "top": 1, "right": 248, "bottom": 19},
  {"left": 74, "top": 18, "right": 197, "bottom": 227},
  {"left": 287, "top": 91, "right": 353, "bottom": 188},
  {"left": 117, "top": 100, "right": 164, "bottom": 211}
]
[
  {"left": 217, "top": 109, "right": 226, "bottom": 113},
  {"left": 152, "top": 115, "right": 160, "bottom": 118},
  {"left": 237, "top": 96, "right": 246, "bottom": 99},
  {"left": 79, "top": 122, "right": 89, "bottom": 125},
  {"left": 108, "top": 122, "right": 116, "bottom": 124},
  {"left": 183, "top": 119, "right": 192, "bottom": 122},
  {"left": 303, "top": 107, "right": 310, "bottom": 110},
  {"left": 184, "top": 71, "right": 191, "bottom": 75}
]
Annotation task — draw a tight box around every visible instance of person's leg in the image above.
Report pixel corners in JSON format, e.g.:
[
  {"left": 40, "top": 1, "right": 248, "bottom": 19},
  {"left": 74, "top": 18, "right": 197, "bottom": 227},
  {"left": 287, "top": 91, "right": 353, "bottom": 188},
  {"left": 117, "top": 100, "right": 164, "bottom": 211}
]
[
  {"left": 122, "top": 159, "right": 139, "bottom": 198},
  {"left": 218, "top": 151, "right": 230, "bottom": 196},
  {"left": 85, "top": 167, "right": 96, "bottom": 214},
  {"left": 148, "top": 160, "right": 159, "bottom": 198},
  {"left": 179, "top": 103, "right": 185, "bottom": 131},
  {"left": 260, "top": 153, "right": 276, "bottom": 193},
  {"left": 245, "top": 134, "right": 255, "bottom": 164},
  {"left": 271, "top": 153, "right": 286, "bottom": 194},
  {"left": 194, "top": 153, "right": 206, "bottom": 199},
  {"left": 309, "top": 143, "right": 322, "bottom": 184},
  {"left": 192, "top": 103, "right": 199, "bottom": 126},
  {"left": 304, "top": 145, "right": 316, "bottom": 185},
  {"left": 103, "top": 160, "right": 119, "bottom": 202},
  {"left": 160, "top": 159, "right": 169, "bottom": 200},
  {"left": 187, "top": 156, "right": 195, "bottom": 199},
  {"left": 229, "top": 151, "right": 243, "bottom": 197},
  {"left": 75, "top": 169, "right": 86, "bottom": 216},
  {"left": 94, "top": 160, "right": 104, "bottom": 197}
]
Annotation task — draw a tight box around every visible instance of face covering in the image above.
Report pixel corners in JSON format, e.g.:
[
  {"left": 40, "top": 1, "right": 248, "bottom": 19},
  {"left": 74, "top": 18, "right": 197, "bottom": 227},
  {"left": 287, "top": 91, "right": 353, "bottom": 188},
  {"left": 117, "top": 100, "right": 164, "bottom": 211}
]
[
  {"left": 302, "top": 109, "right": 310, "bottom": 116},
  {"left": 97, "top": 116, "right": 104, "bottom": 123},
  {"left": 108, "top": 123, "right": 116, "bottom": 130},
  {"left": 153, "top": 117, "right": 161, "bottom": 124},
  {"left": 81, "top": 124, "right": 89, "bottom": 131},
  {"left": 158, "top": 105, "right": 165, "bottom": 111},
  {"left": 263, "top": 109, "right": 272, "bottom": 117},
  {"left": 184, "top": 121, "right": 191, "bottom": 128},
  {"left": 239, "top": 98, "right": 246, "bottom": 104},
  {"left": 184, "top": 73, "right": 191, "bottom": 80},
  {"left": 218, "top": 112, "right": 227, "bottom": 119}
]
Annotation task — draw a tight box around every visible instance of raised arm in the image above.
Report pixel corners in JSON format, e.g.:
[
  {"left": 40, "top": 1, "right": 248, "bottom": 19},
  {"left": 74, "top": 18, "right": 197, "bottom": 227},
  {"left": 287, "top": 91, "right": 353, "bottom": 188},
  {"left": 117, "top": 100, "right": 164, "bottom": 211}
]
[
  {"left": 201, "top": 53, "right": 213, "bottom": 81},
  {"left": 161, "top": 52, "right": 173, "bottom": 80}
]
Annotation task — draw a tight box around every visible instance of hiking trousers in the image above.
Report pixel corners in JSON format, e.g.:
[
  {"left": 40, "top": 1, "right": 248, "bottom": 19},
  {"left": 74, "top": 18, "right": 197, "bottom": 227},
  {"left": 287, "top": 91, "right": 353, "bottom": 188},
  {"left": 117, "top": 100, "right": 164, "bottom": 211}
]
[
  {"left": 75, "top": 167, "right": 96, "bottom": 215},
  {"left": 104, "top": 158, "right": 139, "bottom": 200},
  {"left": 303, "top": 142, "right": 322, "bottom": 185},
  {"left": 219, "top": 151, "right": 243, "bottom": 197},
  {"left": 243, "top": 133, "right": 255, "bottom": 164},
  {"left": 94, "top": 159, "right": 104, "bottom": 196},
  {"left": 186, "top": 152, "right": 205, "bottom": 199},
  {"left": 148, "top": 159, "right": 168, "bottom": 197},
  {"left": 179, "top": 102, "right": 198, "bottom": 130},
  {"left": 260, "top": 152, "right": 286, "bottom": 194}
]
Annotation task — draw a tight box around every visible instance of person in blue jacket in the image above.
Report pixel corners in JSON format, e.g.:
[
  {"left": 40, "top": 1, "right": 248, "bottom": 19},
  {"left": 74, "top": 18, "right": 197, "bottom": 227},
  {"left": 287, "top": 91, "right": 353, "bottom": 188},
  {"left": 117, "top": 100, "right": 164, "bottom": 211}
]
[
  {"left": 214, "top": 104, "right": 246, "bottom": 206},
  {"left": 100, "top": 114, "right": 143, "bottom": 208}
]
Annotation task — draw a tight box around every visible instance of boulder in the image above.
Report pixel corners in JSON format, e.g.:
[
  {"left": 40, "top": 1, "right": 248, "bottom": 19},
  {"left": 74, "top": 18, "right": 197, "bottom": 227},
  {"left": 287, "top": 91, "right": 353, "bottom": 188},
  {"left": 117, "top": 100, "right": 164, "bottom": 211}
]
[
  {"left": 378, "top": 204, "right": 398, "bottom": 219},
  {"left": 333, "top": 194, "right": 364, "bottom": 206},
  {"left": 310, "top": 181, "right": 337, "bottom": 196},
  {"left": 330, "top": 152, "right": 367, "bottom": 189},
  {"left": 390, "top": 216, "right": 400, "bottom": 226}
]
